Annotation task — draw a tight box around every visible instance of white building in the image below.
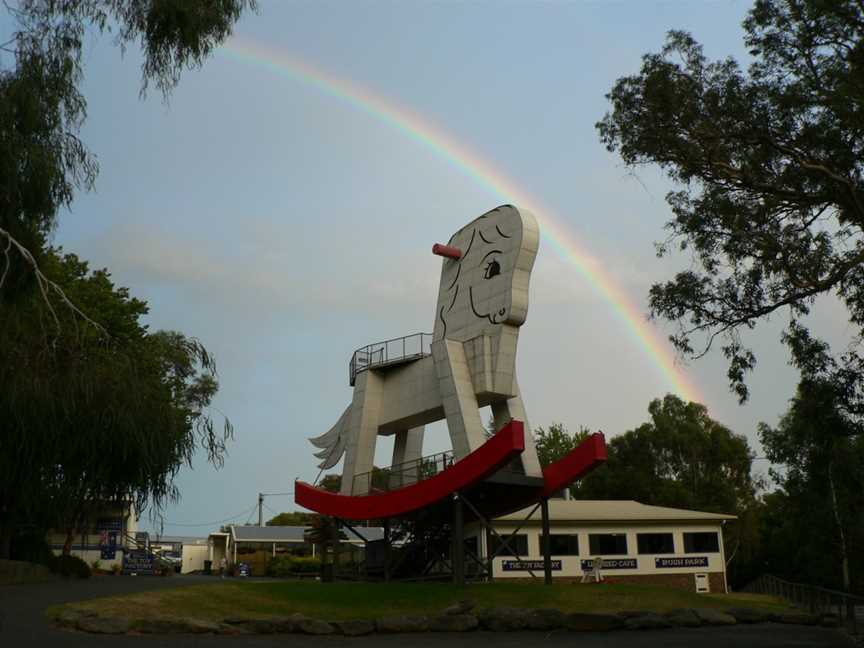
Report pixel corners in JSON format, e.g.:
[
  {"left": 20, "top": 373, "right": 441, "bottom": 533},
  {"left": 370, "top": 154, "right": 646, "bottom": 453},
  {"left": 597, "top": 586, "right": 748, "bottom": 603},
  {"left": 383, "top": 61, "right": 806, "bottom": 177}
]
[{"left": 469, "top": 500, "right": 735, "bottom": 593}]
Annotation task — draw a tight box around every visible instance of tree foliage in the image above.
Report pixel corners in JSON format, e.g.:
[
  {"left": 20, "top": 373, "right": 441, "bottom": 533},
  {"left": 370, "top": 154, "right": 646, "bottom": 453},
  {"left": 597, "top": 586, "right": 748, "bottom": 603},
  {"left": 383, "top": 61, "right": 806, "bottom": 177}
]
[
  {"left": 0, "top": 249, "right": 230, "bottom": 557},
  {"left": 579, "top": 395, "right": 757, "bottom": 513},
  {"left": 597, "top": 1, "right": 864, "bottom": 404},
  {"left": 267, "top": 511, "right": 320, "bottom": 527},
  {"left": 533, "top": 422, "right": 591, "bottom": 468},
  {"left": 759, "top": 379, "right": 864, "bottom": 591},
  {"left": 1, "top": 0, "right": 255, "bottom": 299}
]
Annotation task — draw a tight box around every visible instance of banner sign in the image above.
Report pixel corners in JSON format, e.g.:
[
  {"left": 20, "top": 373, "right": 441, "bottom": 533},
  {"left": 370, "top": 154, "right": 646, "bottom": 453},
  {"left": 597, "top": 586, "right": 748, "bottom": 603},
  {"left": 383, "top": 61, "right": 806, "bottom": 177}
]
[
  {"left": 655, "top": 556, "right": 709, "bottom": 568},
  {"left": 502, "top": 560, "right": 561, "bottom": 572},
  {"left": 580, "top": 558, "right": 637, "bottom": 570}
]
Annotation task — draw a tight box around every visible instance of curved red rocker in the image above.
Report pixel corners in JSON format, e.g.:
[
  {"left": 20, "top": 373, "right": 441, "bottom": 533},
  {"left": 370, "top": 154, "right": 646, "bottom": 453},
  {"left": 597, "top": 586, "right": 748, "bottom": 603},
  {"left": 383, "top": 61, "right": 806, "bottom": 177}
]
[
  {"left": 295, "top": 421, "right": 526, "bottom": 520},
  {"left": 295, "top": 422, "right": 608, "bottom": 521},
  {"left": 542, "top": 432, "right": 608, "bottom": 498}
]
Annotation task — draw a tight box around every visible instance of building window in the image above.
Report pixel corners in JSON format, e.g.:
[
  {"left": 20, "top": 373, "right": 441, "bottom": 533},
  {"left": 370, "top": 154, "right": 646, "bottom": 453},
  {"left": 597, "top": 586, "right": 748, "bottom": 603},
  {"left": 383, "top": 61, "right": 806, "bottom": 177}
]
[
  {"left": 588, "top": 533, "right": 628, "bottom": 555},
  {"left": 464, "top": 536, "right": 479, "bottom": 557},
  {"left": 683, "top": 532, "right": 720, "bottom": 553},
  {"left": 637, "top": 533, "right": 675, "bottom": 554},
  {"left": 489, "top": 533, "right": 529, "bottom": 557},
  {"left": 548, "top": 534, "right": 579, "bottom": 556}
]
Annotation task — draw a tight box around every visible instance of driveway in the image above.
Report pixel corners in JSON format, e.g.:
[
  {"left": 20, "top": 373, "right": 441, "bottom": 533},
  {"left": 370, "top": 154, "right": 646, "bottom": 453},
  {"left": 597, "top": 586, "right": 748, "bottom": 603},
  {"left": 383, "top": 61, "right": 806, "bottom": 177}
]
[{"left": 0, "top": 576, "right": 857, "bottom": 647}]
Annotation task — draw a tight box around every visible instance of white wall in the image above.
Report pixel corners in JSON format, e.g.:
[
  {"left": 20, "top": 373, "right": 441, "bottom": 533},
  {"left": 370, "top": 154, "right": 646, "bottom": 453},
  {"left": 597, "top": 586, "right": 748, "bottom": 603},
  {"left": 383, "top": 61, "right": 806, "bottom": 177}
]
[
  {"left": 181, "top": 544, "right": 209, "bottom": 573},
  {"left": 469, "top": 521, "right": 726, "bottom": 586}
]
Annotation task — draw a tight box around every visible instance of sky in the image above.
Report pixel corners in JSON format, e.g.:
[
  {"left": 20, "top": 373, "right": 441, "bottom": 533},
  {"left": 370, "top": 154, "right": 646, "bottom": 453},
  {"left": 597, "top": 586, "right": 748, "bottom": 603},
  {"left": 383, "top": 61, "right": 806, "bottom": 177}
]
[{"left": 3, "top": 1, "right": 851, "bottom": 533}]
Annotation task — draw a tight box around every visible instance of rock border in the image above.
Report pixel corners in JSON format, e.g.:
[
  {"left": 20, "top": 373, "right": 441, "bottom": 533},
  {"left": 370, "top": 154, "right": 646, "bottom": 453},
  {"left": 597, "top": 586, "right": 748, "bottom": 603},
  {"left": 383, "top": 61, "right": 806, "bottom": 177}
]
[{"left": 55, "top": 601, "right": 840, "bottom": 636}]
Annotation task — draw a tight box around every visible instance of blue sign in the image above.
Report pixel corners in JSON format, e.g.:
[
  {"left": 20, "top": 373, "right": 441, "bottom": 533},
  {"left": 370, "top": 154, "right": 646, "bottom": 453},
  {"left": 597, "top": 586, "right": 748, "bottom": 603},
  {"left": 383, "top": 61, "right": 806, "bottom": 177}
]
[
  {"left": 123, "top": 550, "right": 156, "bottom": 575},
  {"left": 238, "top": 562, "right": 251, "bottom": 577},
  {"left": 502, "top": 560, "right": 562, "bottom": 571},
  {"left": 655, "top": 556, "right": 709, "bottom": 568},
  {"left": 580, "top": 558, "right": 637, "bottom": 570}
]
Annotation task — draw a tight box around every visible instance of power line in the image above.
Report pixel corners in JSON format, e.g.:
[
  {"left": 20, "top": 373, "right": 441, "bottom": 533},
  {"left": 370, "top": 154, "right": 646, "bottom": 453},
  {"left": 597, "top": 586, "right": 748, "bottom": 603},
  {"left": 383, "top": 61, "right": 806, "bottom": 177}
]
[{"left": 159, "top": 505, "right": 258, "bottom": 528}]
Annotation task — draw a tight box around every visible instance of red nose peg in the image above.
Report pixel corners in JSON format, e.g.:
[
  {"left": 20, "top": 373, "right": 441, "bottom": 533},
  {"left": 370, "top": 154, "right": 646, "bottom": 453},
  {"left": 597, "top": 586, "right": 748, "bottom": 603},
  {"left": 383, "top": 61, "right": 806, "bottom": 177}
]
[{"left": 432, "top": 243, "right": 462, "bottom": 260}]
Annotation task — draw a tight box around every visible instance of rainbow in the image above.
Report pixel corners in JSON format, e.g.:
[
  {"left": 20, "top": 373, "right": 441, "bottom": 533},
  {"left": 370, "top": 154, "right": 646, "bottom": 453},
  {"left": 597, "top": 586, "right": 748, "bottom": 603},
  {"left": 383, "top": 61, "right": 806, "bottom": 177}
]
[{"left": 220, "top": 37, "right": 703, "bottom": 404}]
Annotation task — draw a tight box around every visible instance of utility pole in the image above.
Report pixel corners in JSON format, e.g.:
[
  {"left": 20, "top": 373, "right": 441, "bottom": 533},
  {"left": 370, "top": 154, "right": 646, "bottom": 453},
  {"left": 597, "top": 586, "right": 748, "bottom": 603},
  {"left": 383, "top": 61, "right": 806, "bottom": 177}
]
[{"left": 258, "top": 493, "right": 264, "bottom": 527}]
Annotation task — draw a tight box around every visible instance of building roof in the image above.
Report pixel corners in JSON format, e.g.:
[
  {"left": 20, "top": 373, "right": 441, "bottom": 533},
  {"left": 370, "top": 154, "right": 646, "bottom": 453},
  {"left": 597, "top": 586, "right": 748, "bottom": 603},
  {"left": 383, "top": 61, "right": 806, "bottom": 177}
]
[
  {"left": 230, "top": 525, "right": 385, "bottom": 543},
  {"left": 150, "top": 536, "right": 208, "bottom": 545},
  {"left": 496, "top": 500, "right": 736, "bottom": 523}
]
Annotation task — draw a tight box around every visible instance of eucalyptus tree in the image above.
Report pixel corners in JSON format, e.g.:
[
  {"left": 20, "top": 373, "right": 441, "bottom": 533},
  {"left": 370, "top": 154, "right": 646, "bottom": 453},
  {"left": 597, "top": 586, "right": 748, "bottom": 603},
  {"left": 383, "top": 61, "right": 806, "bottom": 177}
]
[
  {"left": 759, "top": 379, "right": 864, "bottom": 591},
  {"left": 597, "top": 0, "right": 864, "bottom": 407}
]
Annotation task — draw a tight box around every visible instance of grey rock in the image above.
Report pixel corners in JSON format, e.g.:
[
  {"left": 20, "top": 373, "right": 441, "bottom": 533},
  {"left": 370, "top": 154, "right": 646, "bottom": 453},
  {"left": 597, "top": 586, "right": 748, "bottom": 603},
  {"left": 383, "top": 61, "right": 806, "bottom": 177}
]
[
  {"left": 665, "top": 609, "right": 701, "bottom": 627},
  {"left": 77, "top": 616, "right": 133, "bottom": 634},
  {"left": 140, "top": 618, "right": 220, "bottom": 634},
  {"left": 564, "top": 612, "right": 624, "bottom": 632},
  {"left": 296, "top": 618, "right": 335, "bottom": 635},
  {"left": 336, "top": 620, "right": 376, "bottom": 636},
  {"left": 478, "top": 606, "right": 530, "bottom": 631},
  {"left": 217, "top": 623, "right": 249, "bottom": 635},
  {"left": 624, "top": 613, "right": 673, "bottom": 630},
  {"left": 443, "top": 599, "right": 477, "bottom": 615},
  {"left": 182, "top": 619, "right": 222, "bottom": 634},
  {"left": 725, "top": 608, "right": 768, "bottom": 624},
  {"left": 221, "top": 617, "right": 295, "bottom": 634},
  {"left": 429, "top": 614, "right": 479, "bottom": 632},
  {"left": 376, "top": 615, "right": 430, "bottom": 633},
  {"left": 694, "top": 608, "right": 737, "bottom": 626},
  {"left": 526, "top": 608, "right": 566, "bottom": 631},
  {"left": 55, "top": 608, "right": 95, "bottom": 628},
  {"left": 769, "top": 611, "right": 819, "bottom": 625}
]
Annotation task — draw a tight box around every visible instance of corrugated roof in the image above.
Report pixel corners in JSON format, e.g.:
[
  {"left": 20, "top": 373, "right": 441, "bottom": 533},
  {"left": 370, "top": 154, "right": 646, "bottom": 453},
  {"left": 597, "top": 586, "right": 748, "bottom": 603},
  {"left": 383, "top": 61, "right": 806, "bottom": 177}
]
[
  {"left": 230, "top": 525, "right": 385, "bottom": 543},
  {"left": 496, "top": 500, "right": 736, "bottom": 523}
]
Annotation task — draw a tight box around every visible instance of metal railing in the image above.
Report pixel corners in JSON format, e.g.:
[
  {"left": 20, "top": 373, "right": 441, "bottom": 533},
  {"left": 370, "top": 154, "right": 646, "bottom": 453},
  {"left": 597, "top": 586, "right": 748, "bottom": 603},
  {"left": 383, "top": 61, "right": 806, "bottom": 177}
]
[
  {"left": 743, "top": 574, "right": 863, "bottom": 634},
  {"left": 352, "top": 450, "right": 455, "bottom": 494},
  {"left": 349, "top": 332, "right": 433, "bottom": 385}
]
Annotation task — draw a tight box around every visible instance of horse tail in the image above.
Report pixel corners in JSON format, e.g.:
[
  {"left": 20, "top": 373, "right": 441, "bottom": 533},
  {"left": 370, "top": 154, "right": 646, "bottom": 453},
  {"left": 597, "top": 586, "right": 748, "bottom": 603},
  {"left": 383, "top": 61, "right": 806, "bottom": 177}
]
[{"left": 309, "top": 405, "right": 351, "bottom": 469}]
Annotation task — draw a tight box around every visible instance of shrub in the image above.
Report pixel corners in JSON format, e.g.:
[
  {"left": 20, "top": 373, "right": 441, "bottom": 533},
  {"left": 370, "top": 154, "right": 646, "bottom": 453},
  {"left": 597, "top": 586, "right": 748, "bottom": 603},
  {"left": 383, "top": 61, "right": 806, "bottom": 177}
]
[
  {"left": 48, "top": 554, "right": 92, "bottom": 579},
  {"left": 266, "top": 555, "right": 321, "bottom": 577},
  {"left": 9, "top": 529, "right": 54, "bottom": 567}
]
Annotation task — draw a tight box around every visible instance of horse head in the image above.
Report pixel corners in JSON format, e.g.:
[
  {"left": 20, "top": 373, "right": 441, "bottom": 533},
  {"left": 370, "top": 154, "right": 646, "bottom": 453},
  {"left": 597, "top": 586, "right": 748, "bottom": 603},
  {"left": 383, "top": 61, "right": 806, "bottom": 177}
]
[{"left": 433, "top": 205, "right": 539, "bottom": 342}]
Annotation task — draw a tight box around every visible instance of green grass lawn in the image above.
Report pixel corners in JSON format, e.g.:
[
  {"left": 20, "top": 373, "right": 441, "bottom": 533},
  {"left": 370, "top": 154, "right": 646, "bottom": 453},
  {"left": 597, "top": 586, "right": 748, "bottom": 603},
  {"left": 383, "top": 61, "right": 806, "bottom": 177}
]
[{"left": 51, "top": 580, "right": 792, "bottom": 622}]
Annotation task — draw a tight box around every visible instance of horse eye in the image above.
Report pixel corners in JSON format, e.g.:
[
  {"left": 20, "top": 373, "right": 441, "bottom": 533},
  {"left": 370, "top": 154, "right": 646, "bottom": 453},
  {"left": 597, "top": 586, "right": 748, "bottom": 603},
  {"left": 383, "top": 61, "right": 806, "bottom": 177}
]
[{"left": 484, "top": 260, "right": 501, "bottom": 279}]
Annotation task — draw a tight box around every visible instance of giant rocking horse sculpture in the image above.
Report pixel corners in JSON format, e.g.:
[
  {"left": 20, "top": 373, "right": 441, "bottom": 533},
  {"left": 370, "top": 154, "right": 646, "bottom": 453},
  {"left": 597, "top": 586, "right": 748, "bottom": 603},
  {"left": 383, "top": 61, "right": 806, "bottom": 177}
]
[{"left": 295, "top": 205, "right": 607, "bottom": 521}]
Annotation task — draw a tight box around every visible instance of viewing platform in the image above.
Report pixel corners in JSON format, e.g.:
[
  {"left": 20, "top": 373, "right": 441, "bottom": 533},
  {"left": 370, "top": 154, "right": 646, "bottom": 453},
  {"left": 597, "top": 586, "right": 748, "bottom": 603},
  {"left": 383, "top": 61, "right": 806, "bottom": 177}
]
[{"left": 349, "top": 332, "right": 433, "bottom": 386}]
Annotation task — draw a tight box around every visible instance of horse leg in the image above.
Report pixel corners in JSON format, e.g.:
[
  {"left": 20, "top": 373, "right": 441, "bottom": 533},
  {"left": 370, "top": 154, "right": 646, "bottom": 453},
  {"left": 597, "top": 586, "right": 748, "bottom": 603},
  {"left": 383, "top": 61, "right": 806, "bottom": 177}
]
[
  {"left": 432, "top": 339, "right": 487, "bottom": 460},
  {"left": 340, "top": 369, "right": 384, "bottom": 495},
  {"left": 390, "top": 427, "right": 424, "bottom": 488},
  {"left": 490, "top": 376, "right": 543, "bottom": 478}
]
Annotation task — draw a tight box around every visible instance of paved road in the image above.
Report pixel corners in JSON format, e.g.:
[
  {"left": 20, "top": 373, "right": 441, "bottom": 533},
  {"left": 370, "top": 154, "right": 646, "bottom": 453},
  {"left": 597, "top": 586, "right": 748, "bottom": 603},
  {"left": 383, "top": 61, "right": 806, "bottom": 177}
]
[{"left": 0, "top": 576, "right": 857, "bottom": 647}]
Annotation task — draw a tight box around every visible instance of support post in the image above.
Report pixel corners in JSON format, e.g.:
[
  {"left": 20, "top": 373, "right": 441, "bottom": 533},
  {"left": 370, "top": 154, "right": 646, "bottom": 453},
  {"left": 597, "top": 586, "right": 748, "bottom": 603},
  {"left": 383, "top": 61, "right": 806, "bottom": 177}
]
[
  {"left": 383, "top": 519, "right": 391, "bottom": 583},
  {"left": 258, "top": 493, "right": 264, "bottom": 527},
  {"left": 453, "top": 494, "right": 465, "bottom": 585},
  {"left": 485, "top": 526, "right": 494, "bottom": 582},
  {"left": 541, "top": 497, "right": 552, "bottom": 585},
  {"left": 330, "top": 517, "right": 339, "bottom": 582}
]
